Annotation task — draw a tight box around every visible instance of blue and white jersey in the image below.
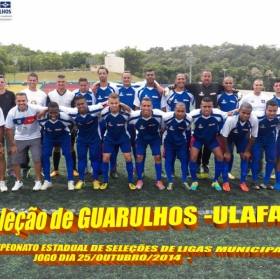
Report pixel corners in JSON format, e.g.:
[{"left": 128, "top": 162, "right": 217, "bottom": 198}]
[
  {"left": 221, "top": 114, "right": 258, "bottom": 142},
  {"left": 116, "top": 84, "right": 141, "bottom": 109},
  {"left": 60, "top": 103, "right": 104, "bottom": 143},
  {"left": 162, "top": 112, "right": 192, "bottom": 149},
  {"left": 5, "top": 104, "right": 46, "bottom": 140},
  {"left": 189, "top": 108, "right": 228, "bottom": 145},
  {"left": 217, "top": 92, "right": 239, "bottom": 112},
  {"left": 129, "top": 109, "right": 163, "bottom": 144},
  {"left": 271, "top": 95, "right": 280, "bottom": 107},
  {"left": 38, "top": 112, "right": 73, "bottom": 140},
  {"left": 166, "top": 89, "right": 194, "bottom": 113},
  {"left": 101, "top": 107, "right": 130, "bottom": 144},
  {"left": 256, "top": 111, "right": 280, "bottom": 142},
  {"left": 72, "top": 88, "right": 95, "bottom": 106},
  {"left": 133, "top": 86, "right": 167, "bottom": 110},
  {"left": 93, "top": 82, "right": 118, "bottom": 104}
]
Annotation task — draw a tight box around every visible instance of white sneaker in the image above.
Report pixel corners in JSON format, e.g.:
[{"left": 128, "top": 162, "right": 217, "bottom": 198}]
[
  {"left": 161, "top": 171, "right": 167, "bottom": 179},
  {"left": 33, "top": 181, "right": 42, "bottom": 191},
  {"left": 12, "top": 181, "right": 23, "bottom": 191},
  {"left": 0, "top": 181, "right": 8, "bottom": 192},
  {"left": 41, "top": 180, "right": 52, "bottom": 190},
  {"left": 228, "top": 173, "right": 235, "bottom": 180},
  {"left": 68, "top": 181, "right": 75, "bottom": 190}
]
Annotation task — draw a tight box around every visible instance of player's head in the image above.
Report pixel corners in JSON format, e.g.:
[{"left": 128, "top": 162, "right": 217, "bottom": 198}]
[
  {"left": 108, "top": 93, "right": 120, "bottom": 114},
  {"left": 56, "top": 74, "right": 67, "bottom": 91},
  {"left": 97, "top": 66, "right": 108, "bottom": 83},
  {"left": 265, "top": 100, "right": 278, "bottom": 120},
  {"left": 252, "top": 79, "right": 263, "bottom": 95},
  {"left": 15, "top": 92, "right": 28, "bottom": 112},
  {"left": 0, "top": 75, "right": 6, "bottom": 90},
  {"left": 121, "top": 71, "right": 132, "bottom": 87},
  {"left": 78, "top": 77, "right": 88, "bottom": 93},
  {"left": 201, "top": 70, "right": 212, "bottom": 86},
  {"left": 74, "top": 95, "right": 88, "bottom": 114},
  {"left": 239, "top": 102, "right": 252, "bottom": 122},
  {"left": 27, "top": 73, "right": 39, "bottom": 90},
  {"left": 223, "top": 76, "right": 234, "bottom": 93},
  {"left": 145, "top": 68, "right": 155, "bottom": 86},
  {"left": 174, "top": 102, "right": 186, "bottom": 120},
  {"left": 200, "top": 97, "right": 213, "bottom": 116},
  {"left": 273, "top": 78, "right": 280, "bottom": 95},
  {"left": 175, "top": 73, "right": 187, "bottom": 90},
  {"left": 140, "top": 97, "right": 153, "bottom": 117},
  {"left": 48, "top": 102, "right": 59, "bottom": 121}
]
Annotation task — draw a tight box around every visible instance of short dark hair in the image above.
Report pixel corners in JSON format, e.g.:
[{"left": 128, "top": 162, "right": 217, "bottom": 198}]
[
  {"left": 141, "top": 97, "right": 152, "bottom": 104},
  {"left": 97, "top": 66, "right": 108, "bottom": 74},
  {"left": 240, "top": 102, "right": 252, "bottom": 111},
  {"left": 57, "top": 74, "right": 66, "bottom": 79},
  {"left": 201, "top": 97, "right": 213, "bottom": 103},
  {"left": 74, "top": 95, "right": 86, "bottom": 103},
  {"left": 48, "top": 102, "right": 59, "bottom": 109},
  {"left": 78, "top": 77, "right": 88, "bottom": 83},
  {"left": 266, "top": 100, "right": 278, "bottom": 108},
  {"left": 108, "top": 93, "right": 119, "bottom": 100},
  {"left": 16, "top": 92, "right": 27, "bottom": 99},
  {"left": 28, "top": 72, "right": 38, "bottom": 80},
  {"left": 145, "top": 68, "right": 154, "bottom": 73},
  {"left": 0, "top": 75, "right": 5, "bottom": 81},
  {"left": 273, "top": 78, "right": 280, "bottom": 85}
]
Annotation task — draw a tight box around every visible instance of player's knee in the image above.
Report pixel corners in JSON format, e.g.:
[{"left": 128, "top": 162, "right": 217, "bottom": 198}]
[
  {"left": 136, "top": 155, "right": 143, "bottom": 162},
  {"left": 154, "top": 155, "right": 161, "bottom": 163}
]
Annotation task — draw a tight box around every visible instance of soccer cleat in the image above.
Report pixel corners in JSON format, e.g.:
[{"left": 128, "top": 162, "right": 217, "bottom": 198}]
[
  {"left": 252, "top": 181, "right": 260, "bottom": 190},
  {"left": 212, "top": 181, "right": 222, "bottom": 191},
  {"left": 274, "top": 183, "right": 280, "bottom": 190},
  {"left": 0, "top": 181, "right": 8, "bottom": 192},
  {"left": 228, "top": 173, "right": 235, "bottom": 180},
  {"left": 100, "top": 182, "right": 109, "bottom": 190},
  {"left": 190, "top": 182, "right": 198, "bottom": 191},
  {"left": 260, "top": 183, "right": 274, "bottom": 190},
  {"left": 12, "top": 181, "right": 23, "bottom": 191},
  {"left": 74, "top": 180, "right": 85, "bottom": 190},
  {"left": 258, "top": 172, "right": 265, "bottom": 179},
  {"left": 41, "top": 180, "right": 52, "bottom": 190},
  {"left": 110, "top": 171, "right": 118, "bottom": 179},
  {"left": 50, "top": 170, "right": 60, "bottom": 178},
  {"left": 161, "top": 171, "right": 167, "bottom": 179},
  {"left": 128, "top": 183, "right": 136, "bottom": 190},
  {"left": 271, "top": 174, "right": 276, "bottom": 179},
  {"left": 222, "top": 182, "right": 230, "bottom": 192},
  {"left": 93, "top": 180, "right": 100, "bottom": 190},
  {"left": 136, "top": 180, "right": 143, "bottom": 190},
  {"left": 156, "top": 181, "right": 165, "bottom": 190},
  {"left": 68, "top": 181, "right": 75, "bottom": 190},
  {"left": 167, "top": 183, "right": 173, "bottom": 191},
  {"left": 239, "top": 182, "right": 249, "bottom": 192},
  {"left": 182, "top": 182, "right": 190, "bottom": 190},
  {"left": 33, "top": 181, "right": 42, "bottom": 191},
  {"left": 22, "top": 167, "right": 31, "bottom": 179},
  {"left": 73, "top": 170, "right": 79, "bottom": 177}
]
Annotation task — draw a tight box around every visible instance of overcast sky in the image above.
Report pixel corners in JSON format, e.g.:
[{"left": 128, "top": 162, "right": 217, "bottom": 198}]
[{"left": 0, "top": 0, "right": 279, "bottom": 54}]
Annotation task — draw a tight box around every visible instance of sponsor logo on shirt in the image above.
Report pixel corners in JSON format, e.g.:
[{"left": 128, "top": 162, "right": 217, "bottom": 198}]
[
  {"left": 108, "top": 122, "right": 113, "bottom": 126},
  {"left": 168, "top": 126, "right": 174, "bottom": 131},
  {"left": 221, "top": 100, "right": 227, "bottom": 104},
  {"left": 208, "top": 123, "right": 215, "bottom": 126},
  {"left": 198, "top": 124, "right": 203, "bottom": 129},
  {"left": 139, "top": 125, "right": 145, "bottom": 129},
  {"left": 260, "top": 125, "right": 265, "bottom": 128},
  {"left": 233, "top": 129, "right": 238, "bottom": 133},
  {"left": 230, "top": 100, "right": 236, "bottom": 103},
  {"left": 149, "top": 124, "right": 155, "bottom": 126},
  {"left": 199, "top": 92, "right": 204, "bottom": 96},
  {"left": 117, "top": 124, "right": 124, "bottom": 126},
  {"left": 210, "top": 93, "right": 216, "bottom": 95}
]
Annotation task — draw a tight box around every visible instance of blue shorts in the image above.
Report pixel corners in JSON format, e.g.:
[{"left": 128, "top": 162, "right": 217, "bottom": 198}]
[
  {"left": 190, "top": 136, "right": 220, "bottom": 151},
  {"left": 164, "top": 143, "right": 188, "bottom": 161},
  {"left": 136, "top": 140, "right": 161, "bottom": 156},
  {"left": 252, "top": 139, "right": 276, "bottom": 162},
  {"left": 103, "top": 139, "right": 131, "bottom": 154},
  {"left": 77, "top": 140, "right": 100, "bottom": 162},
  {"left": 228, "top": 137, "right": 248, "bottom": 154}
]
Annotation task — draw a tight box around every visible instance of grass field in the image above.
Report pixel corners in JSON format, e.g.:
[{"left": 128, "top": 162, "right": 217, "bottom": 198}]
[
  {"left": 4, "top": 71, "right": 143, "bottom": 84},
  {"left": 0, "top": 148, "right": 280, "bottom": 279}
]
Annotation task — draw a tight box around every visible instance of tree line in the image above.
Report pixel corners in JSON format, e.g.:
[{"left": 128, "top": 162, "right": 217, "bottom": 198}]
[{"left": 1, "top": 42, "right": 280, "bottom": 90}]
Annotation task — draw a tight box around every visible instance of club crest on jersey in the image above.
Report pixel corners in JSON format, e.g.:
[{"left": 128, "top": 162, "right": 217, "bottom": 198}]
[
  {"left": 233, "top": 129, "right": 238, "bottom": 133},
  {"left": 108, "top": 122, "right": 113, "bottom": 126},
  {"left": 168, "top": 126, "right": 174, "bottom": 131},
  {"left": 97, "top": 96, "right": 103, "bottom": 100},
  {"left": 260, "top": 125, "right": 265, "bottom": 129},
  {"left": 198, "top": 124, "right": 203, "bottom": 129},
  {"left": 119, "top": 93, "right": 124, "bottom": 96},
  {"left": 199, "top": 92, "right": 204, "bottom": 96},
  {"left": 221, "top": 100, "right": 227, "bottom": 104},
  {"left": 17, "top": 120, "right": 21, "bottom": 124},
  {"left": 139, "top": 125, "right": 145, "bottom": 129}
]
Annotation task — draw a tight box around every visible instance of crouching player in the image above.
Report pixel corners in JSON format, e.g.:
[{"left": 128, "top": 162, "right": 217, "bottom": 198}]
[
  {"left": 37, "top": 102, "right": 75, "bottom": 190},
  {"left": 251, "top": 100, "right": 280, "bottom": 190},
  {"left": 220, "top": 103, "right": 258, "bottom": 192},
  {"left": 188, "top": 97, "right": 228, "bottom": 191},
  {"left": 100, "top": 93, "right": 135, "bottom": 190},
  {"left": 162, "top": 102, "right": 191, "bottom": 191}
]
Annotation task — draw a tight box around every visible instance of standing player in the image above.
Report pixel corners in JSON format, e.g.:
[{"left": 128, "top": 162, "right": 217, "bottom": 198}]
[
  {"left": 188, "top": 97, "right": 228, "bottom": 191},
  {"left": 5, "top": 92, "right": 45, "bottom": 191},
  {"left": 250, "top": 100, "right": 280, "bottom": 190},
  {"left": 72, "top": 77, "right": 94, "bottom": 105},
  {"left": 220, "top": 103, "right": 258, "bottom": 192},
  {"left": 129, "top": 97, "right": 164, "bottom": 190},
  {"left": 0, "top": 75, "right": 15, "bottom": 178},
  {"left": 91, "top": 67, "right": 119, "bottom": 179},
  {"left": 21, "top": 72, "right": 47, "bottom": 178},
  {"left": 46, "top": 75, "right": 77, "bottom": 178},
  {"left": 162, "top": 102, "right": 191, "bottom": 191},
  {"left": 0, "top": 107, "right": 6, "bottom": 191},
  {"left": 100, "top": 93, "right": 135, "bottom": 190},
  {"left": 37, "top": 102, "right": 75, "bottom": 190}
]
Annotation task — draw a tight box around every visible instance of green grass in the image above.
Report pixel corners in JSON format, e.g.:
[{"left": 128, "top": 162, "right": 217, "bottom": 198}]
[
  {"left": 0, "top": 150, "right": 280, "bottom": 278},
  {"left": 4, "top": 71, "right": 143, "bottom": 84}
]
